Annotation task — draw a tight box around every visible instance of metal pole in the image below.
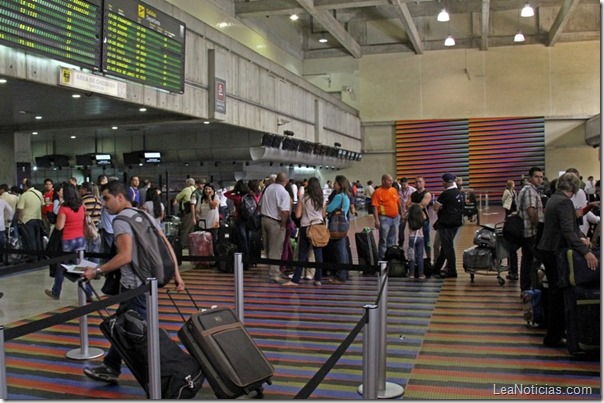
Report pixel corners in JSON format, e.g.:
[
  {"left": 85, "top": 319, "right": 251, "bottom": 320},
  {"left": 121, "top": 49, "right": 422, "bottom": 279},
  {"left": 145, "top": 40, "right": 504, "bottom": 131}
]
[
  {"left": 66, "top": 279, "right": 104, "bottom": 360},
  {"left": 484, "top": 191, "right": 489, "bottom": 211},
  {"left": 0, "top": 326, "right": 7, "bottom": 399},
  {"left": 375, "top": 260, "right": 404, "bottom": 399},
  {"left": 146, "top": 278, "right": 161, "bottom": 399},
  {"left": 357, "top": 305, "right": 378, "bottom": 399},
  {"left": 234, "top": 253, "right": 244, "bottom": 323}
]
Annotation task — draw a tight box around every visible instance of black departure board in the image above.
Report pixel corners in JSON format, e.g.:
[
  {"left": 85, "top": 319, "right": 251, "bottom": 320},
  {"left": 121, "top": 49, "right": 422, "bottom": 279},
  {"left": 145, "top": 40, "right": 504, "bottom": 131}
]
[
  {"left": 0, "top": 0, "right": 102, "bottom": 69},
  {"left": 102, "top": 0, "right": 186, "bottom": 93}
]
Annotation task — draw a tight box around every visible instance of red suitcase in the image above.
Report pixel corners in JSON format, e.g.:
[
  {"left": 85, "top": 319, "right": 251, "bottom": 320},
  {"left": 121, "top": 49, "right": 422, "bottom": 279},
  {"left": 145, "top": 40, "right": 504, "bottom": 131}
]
[{"left": 188, "top": 231, "right": 214, "bottom": 267}]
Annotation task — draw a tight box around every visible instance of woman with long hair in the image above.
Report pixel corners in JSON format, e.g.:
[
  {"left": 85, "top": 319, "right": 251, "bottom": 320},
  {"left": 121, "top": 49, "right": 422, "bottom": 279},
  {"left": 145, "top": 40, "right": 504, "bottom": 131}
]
[
  {"left": 195, "top": 183, "right": 220, "bottom": 230},
  {"left": 283, "top": 177, "right": 325, "bottom": 286},
  {"left": 142, "top": 187, "right": 165, "bottom": 228},
  {"left": 502, "top": 179, "right": 517, "bottom": 217},
  {"left": 45, "top": 183, "right": 90, "bottom": 300},
  {"left": 325, "top": 175, "right": 351, "bottom": 284}
]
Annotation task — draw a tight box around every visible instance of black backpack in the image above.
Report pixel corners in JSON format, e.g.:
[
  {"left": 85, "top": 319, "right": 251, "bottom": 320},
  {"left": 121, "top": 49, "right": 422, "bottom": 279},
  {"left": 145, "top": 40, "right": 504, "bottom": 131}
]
[
  {"left": 240, "top": 194, "right": 261, "bottom": 231},
  {"left": 113, "top": 208, "right": 176, "bottom": 287}
]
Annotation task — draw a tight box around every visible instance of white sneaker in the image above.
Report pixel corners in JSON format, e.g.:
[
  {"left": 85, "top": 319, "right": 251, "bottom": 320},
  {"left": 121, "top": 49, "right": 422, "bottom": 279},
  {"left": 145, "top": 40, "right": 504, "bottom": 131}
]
[{"left": 304, "top": 275, "right": 313, "bottom": 280}]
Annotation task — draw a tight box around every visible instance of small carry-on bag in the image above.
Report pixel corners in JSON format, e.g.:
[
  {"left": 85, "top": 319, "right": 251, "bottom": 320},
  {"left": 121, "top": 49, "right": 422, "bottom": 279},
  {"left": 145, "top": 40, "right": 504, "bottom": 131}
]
[
  {"left": 188, "top": 231, "right": 214, "bottom": 267},
  {"left": 462, "top": 246, "right": 494, "bottom": 271},
  {"left": 168, "top": 290, "right": 274, "bottom": 399},
  {"left": 87, "top": 284, "right": 203, "bottom": 399}
]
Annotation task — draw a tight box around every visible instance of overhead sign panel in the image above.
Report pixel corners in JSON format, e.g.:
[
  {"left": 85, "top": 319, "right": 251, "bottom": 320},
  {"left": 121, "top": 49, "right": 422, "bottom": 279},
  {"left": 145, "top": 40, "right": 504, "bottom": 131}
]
[
  {"left": 102, "top": 0, "right": 186, "bottom": 93},
  {"left": 0, "top": 0, "right": 102, "bottom": 69}
]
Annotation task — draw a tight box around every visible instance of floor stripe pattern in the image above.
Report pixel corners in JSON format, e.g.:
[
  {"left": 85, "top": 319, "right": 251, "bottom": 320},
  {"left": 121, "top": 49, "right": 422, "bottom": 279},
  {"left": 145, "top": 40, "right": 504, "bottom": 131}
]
[
  {"left": 4, "top": 268, "right": 442, "bottom": 399},
  {"left": 403, "top": 275, "right": 601, "bottom": 400}
]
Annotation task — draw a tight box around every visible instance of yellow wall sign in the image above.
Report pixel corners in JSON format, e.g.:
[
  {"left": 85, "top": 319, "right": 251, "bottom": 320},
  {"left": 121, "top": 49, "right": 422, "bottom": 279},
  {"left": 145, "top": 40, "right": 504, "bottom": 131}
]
[{"left": 138, "top": 5, "right": 145, "bottom": 18}]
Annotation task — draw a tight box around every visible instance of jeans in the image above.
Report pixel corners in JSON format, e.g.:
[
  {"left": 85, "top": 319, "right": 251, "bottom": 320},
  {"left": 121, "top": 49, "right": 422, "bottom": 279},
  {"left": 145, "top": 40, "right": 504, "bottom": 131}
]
[
  {"left": 20, "top": 219, "right": 43, "bottom": 262},
  {"left": 333, "top": 237, "right": 350, "bottom": 281},
  {"left": 51, "top": 237, "right": 88, "bottom": 298},
  {"left": 292, "top": 226, "right": 323, "bottom": 283},
  {"left": 86, "top": 235, "right": 101, "bottom": 264},
  {"left": 398, "top": 217, "right": 407, "bottom": 247},
  {"left": 408, "top": 235, "right": 425, "bottom": 277},
  {"left": 378, "top": 215, "right": 400, "bottom": 260},
  {"left": 104, "top": 292, "right": 147, "bottom": 373},
  {"left": 434, "top": 226, "right": 459, "bottom": 274},
  {"left": 421, "top": 219, "right": 432, "bottom": 262}
]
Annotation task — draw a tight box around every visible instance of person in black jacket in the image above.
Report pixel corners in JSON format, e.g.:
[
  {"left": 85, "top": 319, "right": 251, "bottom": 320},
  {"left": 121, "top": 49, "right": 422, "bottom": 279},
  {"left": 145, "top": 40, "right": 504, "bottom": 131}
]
[
  {"left": 537, "top": 173, "right": 598, "bottom": 348},
  {"left": 433, "top": 173, "right": 464, "bottom": 278}
]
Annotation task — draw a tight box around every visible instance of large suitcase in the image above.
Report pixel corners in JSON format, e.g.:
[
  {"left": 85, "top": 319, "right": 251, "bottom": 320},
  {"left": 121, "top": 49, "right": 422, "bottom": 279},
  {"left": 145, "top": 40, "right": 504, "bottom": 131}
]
[
  {"left": 98, "top": 309, "right": 204, "bottom": 399},
  {"left": 559, "top": 248, "right": 600, "bottom": 288},
  {"left": 355, "top": 229, "right": 378, "bottom": 267},
  {"left": 188, "top": 231, "right": 214, "bottom": 267},
  {"left": 462, "top": 245, "right": 494, "bottom": 271},
  {"left": 167, "top": 235, "right": 182, "bottom": 265},
  {"left": 169, "top": 291, "right": 274, "bottom": 399},
  {"left": 564, "top": 285, "right": 600, "bottom": 356}
]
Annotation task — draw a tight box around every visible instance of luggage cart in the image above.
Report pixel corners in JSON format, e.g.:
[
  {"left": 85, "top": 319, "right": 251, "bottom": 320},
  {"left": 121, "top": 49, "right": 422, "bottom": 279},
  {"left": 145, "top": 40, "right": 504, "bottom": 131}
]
[{"left": 463, "top": 222, "right": 509, "bottom": 286}]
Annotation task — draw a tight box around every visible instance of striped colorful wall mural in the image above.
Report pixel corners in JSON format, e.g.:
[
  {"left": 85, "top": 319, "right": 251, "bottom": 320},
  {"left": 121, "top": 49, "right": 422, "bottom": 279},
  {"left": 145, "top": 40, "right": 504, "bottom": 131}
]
[{"left": 395, "top": 117, "right": 545, "bottom": 201}]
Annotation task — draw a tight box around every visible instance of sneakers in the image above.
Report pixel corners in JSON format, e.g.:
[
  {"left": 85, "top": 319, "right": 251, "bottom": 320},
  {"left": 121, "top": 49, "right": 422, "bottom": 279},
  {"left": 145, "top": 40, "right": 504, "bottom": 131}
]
[
  {"left": 304, "top": 275, "right": 314, "bottom": 280},
  {"left": 44, "top": 289, "right": 59, "bottom": 300},
  {"left": 418, "top": 275, "right": 427, "bottom": 280},
  {"left": 314, "top": 281, "right": 322, "bottom": 286},
  {"left": 269, "top": 277, "right": 288, "bottom": 284},
  {"left": 83, "top": 364, "right": 119, "bottom": 384}
]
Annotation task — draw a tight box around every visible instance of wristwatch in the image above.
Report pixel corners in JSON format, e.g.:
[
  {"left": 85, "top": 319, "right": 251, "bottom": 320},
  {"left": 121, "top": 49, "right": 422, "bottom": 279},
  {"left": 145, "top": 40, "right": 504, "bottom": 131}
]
[{"left": 94, "top": 267, "right": 104, "bottom": 279}]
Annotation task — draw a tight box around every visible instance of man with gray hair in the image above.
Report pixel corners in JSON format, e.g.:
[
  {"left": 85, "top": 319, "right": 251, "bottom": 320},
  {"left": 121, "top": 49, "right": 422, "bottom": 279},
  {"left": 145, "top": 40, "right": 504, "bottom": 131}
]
[
  {"left": 537, "top": 173, "right": 598, "bottom": 348},
  {"left": 260, "top": 172, "right": 291, "bottom": 284},
  {"left": 565, "top": 168, "right": 599, "bottom": 236}
]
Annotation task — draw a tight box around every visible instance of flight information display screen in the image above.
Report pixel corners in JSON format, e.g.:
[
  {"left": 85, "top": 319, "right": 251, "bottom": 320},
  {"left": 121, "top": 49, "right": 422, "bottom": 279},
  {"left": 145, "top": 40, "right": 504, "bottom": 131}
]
[
  {"left": 0, "top": 0, "right": 102, "bottom": 69},
  {"left": 102, "top": 0, "right": 186, "bottom": 93}
]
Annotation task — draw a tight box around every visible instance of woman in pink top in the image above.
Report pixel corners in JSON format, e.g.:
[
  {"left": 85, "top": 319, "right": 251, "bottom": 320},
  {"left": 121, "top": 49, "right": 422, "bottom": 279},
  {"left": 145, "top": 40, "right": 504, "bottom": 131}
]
[{"left": 46, "top": 184, "right": 88, "bottom": 300}]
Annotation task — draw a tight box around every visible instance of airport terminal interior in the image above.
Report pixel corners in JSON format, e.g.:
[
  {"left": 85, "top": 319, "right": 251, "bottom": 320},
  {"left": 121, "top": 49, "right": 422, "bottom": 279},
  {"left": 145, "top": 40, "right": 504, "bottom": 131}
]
[
  {"left": 0, "top": 0, "right": 600, "bottom": 400},
  {"left": 1, "top": 207, "right": 600, "bottom": 399}
]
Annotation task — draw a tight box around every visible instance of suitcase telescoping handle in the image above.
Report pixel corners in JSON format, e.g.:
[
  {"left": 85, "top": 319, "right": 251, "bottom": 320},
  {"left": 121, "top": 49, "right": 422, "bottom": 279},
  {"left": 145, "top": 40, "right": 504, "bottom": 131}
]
[
  {"left": 78, "top": 279, "right": 113, "bottom": 320},
  {"left": 166, "top": 288, "right": 201, "bottom": 323}
]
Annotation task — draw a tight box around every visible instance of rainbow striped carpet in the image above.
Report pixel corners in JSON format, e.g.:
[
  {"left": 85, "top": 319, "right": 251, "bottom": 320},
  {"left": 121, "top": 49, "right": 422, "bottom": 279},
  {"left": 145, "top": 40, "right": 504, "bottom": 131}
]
[{"left": 4, "top": 265, "right": 600, "bottom": 399}]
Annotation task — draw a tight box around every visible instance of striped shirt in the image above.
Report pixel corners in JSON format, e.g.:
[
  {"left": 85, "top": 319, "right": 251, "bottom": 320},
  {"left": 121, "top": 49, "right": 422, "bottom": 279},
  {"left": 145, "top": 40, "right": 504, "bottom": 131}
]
[
  {"left": 516, "top": 183, "right": 544, "bottom": 238},
  {"left": 81, "top": 193, "right": 102, "bottom": 225}
]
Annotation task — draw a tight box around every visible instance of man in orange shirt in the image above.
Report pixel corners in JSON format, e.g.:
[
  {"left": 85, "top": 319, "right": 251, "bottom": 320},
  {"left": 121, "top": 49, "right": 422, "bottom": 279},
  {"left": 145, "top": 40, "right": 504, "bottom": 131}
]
[{"left": 372, "top": 174, "right": 403, "bottom": 260}]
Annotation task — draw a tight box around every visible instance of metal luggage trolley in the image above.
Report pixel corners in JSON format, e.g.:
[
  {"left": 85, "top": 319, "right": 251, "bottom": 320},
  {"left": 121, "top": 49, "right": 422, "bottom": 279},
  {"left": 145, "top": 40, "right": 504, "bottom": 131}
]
[{"left": 463, "top": 222, "right": 510, "bottom": 286}]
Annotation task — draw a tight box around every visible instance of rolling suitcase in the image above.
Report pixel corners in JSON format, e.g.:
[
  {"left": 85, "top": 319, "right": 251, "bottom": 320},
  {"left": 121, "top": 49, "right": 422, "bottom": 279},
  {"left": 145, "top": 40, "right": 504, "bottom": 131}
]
[
  {"left": 87, "top": 284, "right": 203, "bottom": 399},
  {"left": 168, "top": 290, "right": 274, "bottom": 399},
  {"left": 214, "top": 241, "right": 238, "bottom": 273},
  {"left": 355, "top": 228, "right": 378, "bottom": 274},
  {"left": 564, "top": 285, "right": 600, "bottom": 356},
  {"left": 188, "top": 231, "right": 214, "bottom": 267}
]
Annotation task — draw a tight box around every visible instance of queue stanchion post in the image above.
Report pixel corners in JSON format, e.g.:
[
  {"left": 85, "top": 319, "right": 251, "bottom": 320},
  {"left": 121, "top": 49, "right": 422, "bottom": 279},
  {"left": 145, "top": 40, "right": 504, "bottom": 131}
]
[
  {"left": 234, "top": 253, "right": 244, "bottom": 324},
  {"left": 146, "top": 278, "right": 161, "bottom": 399},
  {"left": 357, "top": 305, "right": 378, "bottom": 399},
  {"left": 376, "top": 260, "right": 404, "bottom": 399},
  {"left": 0, "top": 326, "right": 6, "bottom": 399},
  {"left": 66, "top": 277, "right": 104, "bottom": 360}
]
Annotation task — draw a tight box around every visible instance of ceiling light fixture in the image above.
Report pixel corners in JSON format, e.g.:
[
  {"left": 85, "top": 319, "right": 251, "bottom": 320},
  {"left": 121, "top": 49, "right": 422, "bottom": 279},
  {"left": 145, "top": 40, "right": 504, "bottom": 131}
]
[
  {"left": 70, "top": 135, "right": 76, "bottom": 139},
  {"left": 203, "top": 121, "right": 210, "bottom": 124},
  {"left": 72, "top": 94, "right": 81, "bottom": 98},
  {"left": 444, "top": 35, "right": 455, "bottom": 47},
  {"left": 289, "top": 14, "right": 299, "bottom": 21},
  {"left": 35, "top": 115, "right": 42, "bottom": 120},
  {"left": 0, "top": 79, "right": 6, "bottom": 84},
  {"left": 514, "top": 31, "right": 525, "bottom": 42},
  {"left": 112, "top": 126, "right": 118, "bottom": 130},
  {"left": 437, "top": 8, "right": 450, "bottom": 22},
  {"left": 521, "top": 3, "right": 534, "bottom": 17},
  {"left": 32, "top": 132, "right": 38, "bottom": 135},
  {"left": 139, "top": 107, "right": 147, "bottom": 112},
  {"left": 319, "top": 35, "right": 328, "bottom": 43}
]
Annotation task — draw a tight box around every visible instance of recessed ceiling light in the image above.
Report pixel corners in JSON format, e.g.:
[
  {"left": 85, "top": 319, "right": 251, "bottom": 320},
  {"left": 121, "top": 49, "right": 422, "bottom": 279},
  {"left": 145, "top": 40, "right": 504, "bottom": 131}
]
[
  {"left": 289, "top": 14, "right": 299, "bottom": 21},
  {"left": 139, "top": 107, "right": 147, "bottom": 112},
  {"left": 203, "top": 121, "right": 210, "bottom": 125},
  {"left": 70, "top": 135, "right": 76, "bottom": 139},
  {"left": 0, "top": 79, "right": 7, "bottom": 84},
  {"left": 32, "top": 132, "right": 38, "bottom": 135},
  {"left": 35, "top": 116, "right": 42, "bottom": 120},
  {"left": 72, "top": 94, "right": 81, "bottom": 98},
  {"left": 112, "top": 126, "right": 118, "bottom": 130}
]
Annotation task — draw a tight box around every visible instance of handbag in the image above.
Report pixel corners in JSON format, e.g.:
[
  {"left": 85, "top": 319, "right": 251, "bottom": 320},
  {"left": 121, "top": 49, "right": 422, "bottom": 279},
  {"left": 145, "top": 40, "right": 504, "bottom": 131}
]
[
  {"left": 84, "top": 205, "right": 100, "bottom": 241},
  {"left": 328, "top": 197, "right": 350, "bottom": 240},
  {"left": 307, "top": 222, "right": 329, "bottom": 248},
  {"left": 101, "top": 269, "right": 122, "bottom": 295}
]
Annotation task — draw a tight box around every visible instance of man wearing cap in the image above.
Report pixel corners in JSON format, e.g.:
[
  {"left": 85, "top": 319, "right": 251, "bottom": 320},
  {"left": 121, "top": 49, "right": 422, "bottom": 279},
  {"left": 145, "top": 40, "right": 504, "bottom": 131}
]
[
  {"left": 372, "top": 174, "right": 403, "bottom": 260},
  {"left": 433, "top": 173, "right": 464, "bottom": 278},
  {"left": 397, "top": 177, "right": 416, "bottom": 248}
]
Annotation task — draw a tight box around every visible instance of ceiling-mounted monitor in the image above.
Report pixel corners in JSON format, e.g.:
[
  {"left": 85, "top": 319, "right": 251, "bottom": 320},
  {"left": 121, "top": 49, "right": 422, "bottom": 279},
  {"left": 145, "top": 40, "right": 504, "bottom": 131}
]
[
  {"left": 261, "top": 133, "right": 274, "bottom": 147},
  {"left": 35, "top": 156, "right": 52, "bottom": 168},
  {"left": 76, "top": 154, "right": 93, "bottom": 166},
  {"left": 52, "top": 154, "right": 70, "bottom": 167},
  {"left": 95, "top": 154, "right": 112, "bottom": 165},
  {"left": 123, "top": 152, "right": 141, "bottom": 165},
  {"left": 144, "top": 152, "right": 162, "bottom": 164}
]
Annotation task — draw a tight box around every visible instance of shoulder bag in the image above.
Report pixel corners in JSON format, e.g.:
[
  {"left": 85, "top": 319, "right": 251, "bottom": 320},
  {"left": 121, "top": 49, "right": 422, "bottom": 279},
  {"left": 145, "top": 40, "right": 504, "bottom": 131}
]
[
  {"left": 84, "top": 204, "right": 100, "bottom": 241},
  {"left": 307, "top": 221, "right": 330, "bottom": 247},
  {"left": 328, "top": 196, "right": 350, "bottom": 240}
]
